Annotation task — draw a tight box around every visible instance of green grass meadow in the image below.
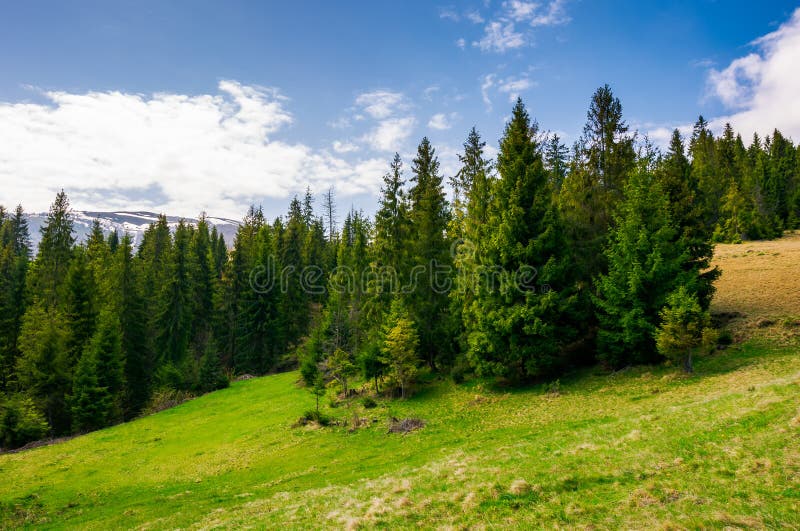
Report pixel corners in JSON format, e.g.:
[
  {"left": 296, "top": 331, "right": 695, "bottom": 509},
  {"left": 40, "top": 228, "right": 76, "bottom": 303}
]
[{"left": 1, "top": 337, "right": 799, "bottom": 529}]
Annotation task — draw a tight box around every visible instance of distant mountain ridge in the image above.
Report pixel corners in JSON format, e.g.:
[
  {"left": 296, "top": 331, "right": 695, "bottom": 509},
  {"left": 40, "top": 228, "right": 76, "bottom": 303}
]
[{"left": 24, "top": 211, "right": 240, "bottom": 251}]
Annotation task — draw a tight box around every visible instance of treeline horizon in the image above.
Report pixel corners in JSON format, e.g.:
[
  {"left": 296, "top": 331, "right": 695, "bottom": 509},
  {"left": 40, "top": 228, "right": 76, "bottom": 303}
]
[{"left": 2, "top": 84, "right": 799, "bottom": 449}]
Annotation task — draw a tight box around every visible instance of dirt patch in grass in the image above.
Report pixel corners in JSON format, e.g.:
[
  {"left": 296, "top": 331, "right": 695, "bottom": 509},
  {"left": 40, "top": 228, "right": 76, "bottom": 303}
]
[{"left": 387, "top": 418, "right": 425, "bottom": 434}]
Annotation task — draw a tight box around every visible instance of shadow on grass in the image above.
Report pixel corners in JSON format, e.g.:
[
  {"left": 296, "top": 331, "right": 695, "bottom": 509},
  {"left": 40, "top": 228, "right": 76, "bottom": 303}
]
[{"left": 455, "top": 338, "right": 796, "bottom": 399}]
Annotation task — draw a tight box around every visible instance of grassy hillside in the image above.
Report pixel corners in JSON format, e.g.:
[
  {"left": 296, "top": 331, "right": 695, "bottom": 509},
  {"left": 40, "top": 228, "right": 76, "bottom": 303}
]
[
  {"left": 1, "top": 237, "right": 799, "bottom": 529},
  {"left": 713, "top": 232, "right": 800, "bottom": 332}
]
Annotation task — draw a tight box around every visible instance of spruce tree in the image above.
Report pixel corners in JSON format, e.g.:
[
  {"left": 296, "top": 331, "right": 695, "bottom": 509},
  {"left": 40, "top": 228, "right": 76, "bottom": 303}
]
[
  {"left": 0, "top": 206, "right": 29, "bottom": 391},
  {"left": 28, "top": 191, "right": 75, "bottom": 308},
  {"left": 217, "top": 206, "right": 263, "bottom": 368},
  {"left": 70, "top": 348, "right": 111, "bottom": 433},
  {"left": 198, "top": 343, "right": 229, "bottom": 393},
  {"left": 449, "top": 128, "right": 489, "bottom": 241},
  {"left": 106, "top": 230, "right": 119, "bottom": 253},
  {"left": 322, "top": 186, "right": 338, "bottom": 244},
  {"left": 366, "top": 154, "right": 411, "bottom": 334},
  {"left": 9, "top": 205, "right": 31, "bottom": 257},
  {"left": 236, "top": 224, "right": 281, "bottom": 374},
  {"left": 111, "top": 234, "right": 149, "bottom": 415},
  {"left": 582, "top": 84, "right": 636, "bottom": 198},
  {"left": 594, "top": 162, "right": 699, "bottom": 368},
  {"left": 655, "top": 286, "right": 714, "bottom": 374},
  {"left": 373, "top": 153, "right": 410, "bottom": 275},
  {"left": 190, "top": 216, "right": 216, "bottom": 355},
  {"left": 210, "top": 226, "right": 228, "bottom": 277},
  {"left": 71, "top": 310, "right": 125, "bottom": 430},
  {"left": 302, "top": 187, "right": 315, "bottom": 227},
  {"left": 452, "top": 128, "right": 493, "bottom": 361},
  {"left": 467, "top": 99, "right": 576, "bottom": 380},
  {"left": 656, "top": 129, "right": 719, "bottom": 309},
  {"left": 279, "top": 198, "right": 310, "bottom": 349},
  {"left": 463, "top": 131, "right": 493, "bottom": 247},
  {"left": 63, "top": 248, "right": 98, "bottom": 368},
  {"left": 15, "top": 303, "right": 71, "bottom": 433},
  {"left": 557, "top": 86, "right": 636, "bottom": 334},
  {"left": 138, "top": 215, "right": 173, "bottom": 375},
  {"left": 407, "top": 137, "right": 453, "bottom": 369},
  {"left": 380, "top": 299, "right": 419, "bottom": 398},
  {"left": 0, "top": 244, "right": 20, "bottom": 390},
  {"left": 766, "top": 129, "right": 797, "bottom": 228},
  {"left": 154, "top": 221, "right": 193, "bottom": 370},
  {"left": 544, "top": 133, "right": 568, "bottom": 191},
  {"left": 690, "top": 116, "right": 723, "bottom": 230},
  {"left": 0, "top": 395, "right": 48, "bottom": 449}
]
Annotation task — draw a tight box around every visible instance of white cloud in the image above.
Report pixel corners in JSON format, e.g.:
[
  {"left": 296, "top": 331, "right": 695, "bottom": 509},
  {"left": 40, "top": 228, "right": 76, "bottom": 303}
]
[
  {"left": 481, "top": 73, "right": 496, "bottom": 111},
  {"left": 456, "top": 37, "right": 467, "bottom": 49},
  {"left": 428, "top": 112, "right": 458, "bottom": 130},
  {"left": 707, "top": 53, "right": 763, "bottom": 108},
  {"left": 646, "top": 8, "right": 800, "bottom": 149},
  {"left": 644, "top": 124, "right": 695, "bottom": 149},
  {"left": 481, "top": 73, "right": 535, "bottom": 111},
  {"left": 441, "top": 7, "right": 484, "bottom": 24},
  {"left": 466, "top": 11, "right": 485, "bottom": 24},
  {"left": 705, "top": 7, "right": 800, "bottom": 140},
  {"left": 439, "top": 7, "right": 460, "bottom": 21},
  {"left": 528, "top": 0, "right": 570, "bottom": 26},
  {"left": 474, "top": 21, "right": 526, "bottom": 52},
  {"left": 364, "top": 117, "right": 416, "bottom": 152},
  {"left": 505, "top": 0, "right": 538, "bottom": 22},
  {"left": 332, "top": 140, "right": 359, "bottom": 153},
  {"left": 354, "top": 90, "right": 408, "bottom": 119},
  {"left": 423, "top": 85, "right": 440, "bottom": 100},
  {"left": 497, "top": 75, "right": 536, "bottom": 101},
  {"left": 348, "top": 90, "right": 416, "bottom": 152},
  {"left": 471, "top": 1, "right": 570, "bottom": 53},
  {"left": 328, "top": 116, "right": 352, "bottom": 129},
  {"left": 0, "top": 81, "right": 387, "bottom": 218},
  {"left": 503, "top": 0, "right": 570, "bottom": 26},
  {"left": 690, "top": 58, "right": 715, "bottom": 69}
]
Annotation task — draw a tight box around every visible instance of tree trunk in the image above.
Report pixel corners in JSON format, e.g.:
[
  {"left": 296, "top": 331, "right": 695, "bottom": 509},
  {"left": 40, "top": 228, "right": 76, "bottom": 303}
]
[{"left": 683, "top": 352, "right": 693, "bottom": 374}]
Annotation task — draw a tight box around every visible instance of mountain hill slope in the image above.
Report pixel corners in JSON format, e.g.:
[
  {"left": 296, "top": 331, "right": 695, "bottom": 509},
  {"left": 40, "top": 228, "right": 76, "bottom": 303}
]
[
  {"left": 1, "top": 237, "right": 799, "bottom": 529},
  {"left": 24, "top": 211, "right": 240, "bottom": 250}
]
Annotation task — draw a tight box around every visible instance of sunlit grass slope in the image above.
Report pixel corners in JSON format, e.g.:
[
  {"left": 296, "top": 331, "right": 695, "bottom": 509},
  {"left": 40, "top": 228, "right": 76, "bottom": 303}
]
[{"left": 1, "top": 340, "right": 799, "bottom": 529}]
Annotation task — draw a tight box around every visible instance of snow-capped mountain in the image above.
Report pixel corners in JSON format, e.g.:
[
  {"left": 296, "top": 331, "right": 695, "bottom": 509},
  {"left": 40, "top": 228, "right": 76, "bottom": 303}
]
[{"left": 25, "top": 211, "right": 240, "bottom": 251}]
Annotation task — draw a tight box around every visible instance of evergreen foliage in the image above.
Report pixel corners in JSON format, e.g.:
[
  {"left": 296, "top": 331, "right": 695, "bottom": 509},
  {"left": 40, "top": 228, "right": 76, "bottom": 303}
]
[
  {"left": 465, "top": 99, "right": 577, "bottom": 380},
  {"left": 655, "top": 286, "right": 714, "bottom": 374},
  {"left": 380, "top": 299, "right": 420, "bottom": 398}
]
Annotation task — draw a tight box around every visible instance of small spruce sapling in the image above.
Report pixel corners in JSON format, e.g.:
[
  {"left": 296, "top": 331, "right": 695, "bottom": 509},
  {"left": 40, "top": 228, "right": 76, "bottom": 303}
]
[
  {"left": 311, "top": 371, "right": 326, "bottom": 414},
  {"left": 328, "top": 348, "right": 356, "bottom": 398},
  {"left": 380, "top": 300, "right": 420, "bottom": 398},
  {"left": 655, "top": 286, "right": 715, "bottom": 373}
]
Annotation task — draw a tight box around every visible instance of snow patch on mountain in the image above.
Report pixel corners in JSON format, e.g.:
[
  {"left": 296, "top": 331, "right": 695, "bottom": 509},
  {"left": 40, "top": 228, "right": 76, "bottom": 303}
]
[{"left": 24, "top": 211, "right": 239, "bottom": 251}]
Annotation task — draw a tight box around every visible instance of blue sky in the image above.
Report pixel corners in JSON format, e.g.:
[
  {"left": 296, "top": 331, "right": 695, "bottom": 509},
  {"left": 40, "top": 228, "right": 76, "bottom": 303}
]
[{"left": 1, "top": 1, "right": 799, "bottom": 218}]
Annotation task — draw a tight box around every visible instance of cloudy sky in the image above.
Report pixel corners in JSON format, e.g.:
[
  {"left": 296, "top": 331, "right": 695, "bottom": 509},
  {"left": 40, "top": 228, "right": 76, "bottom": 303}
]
[{"left": 1, "top": 1, "right": 799, "bottom": 219}]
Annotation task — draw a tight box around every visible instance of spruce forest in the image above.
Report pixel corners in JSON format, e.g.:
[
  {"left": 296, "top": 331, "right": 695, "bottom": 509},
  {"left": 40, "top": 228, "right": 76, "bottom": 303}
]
[{"left": 3, "top": 86, "right": 800, "bottom": 449}]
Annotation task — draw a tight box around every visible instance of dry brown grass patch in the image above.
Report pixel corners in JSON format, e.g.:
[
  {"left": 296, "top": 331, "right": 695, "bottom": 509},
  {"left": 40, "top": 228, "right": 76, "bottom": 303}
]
[
  {"left": 712, "top": 232, "right": 800, "bottom": 339},
  {"left": 628, "top": 488, "right": 660, "bottom": 507},
  {"left": 713, "top": 512, "right": 765, "bottom": 529},
  {"left": 508, "top": 479, "right": 531, "bottom": 495}
]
